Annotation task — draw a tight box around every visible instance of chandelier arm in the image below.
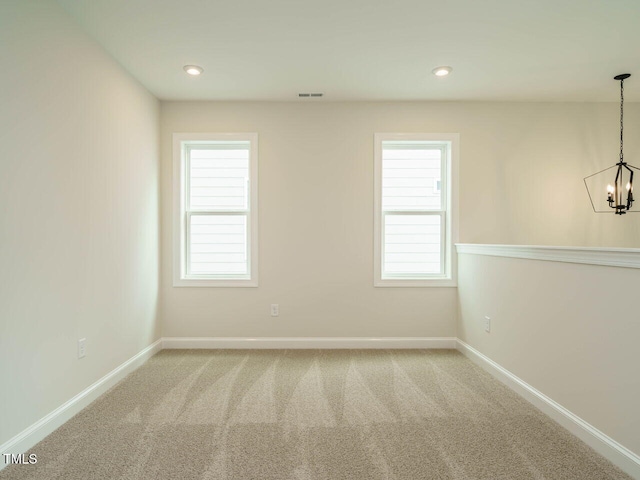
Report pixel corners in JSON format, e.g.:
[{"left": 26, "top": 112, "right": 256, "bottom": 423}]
[
  {"left": 583, "top": 164, "right": 618, "bottom": 179},
  {"left": 615, "top": 164, "right": 623, "bottom": 205},
  {"left": 627, "top": 169, "right": 634, "bottom": 209},
  {"left": 584, "top": 178, "right": 598, "bottom": 213}
]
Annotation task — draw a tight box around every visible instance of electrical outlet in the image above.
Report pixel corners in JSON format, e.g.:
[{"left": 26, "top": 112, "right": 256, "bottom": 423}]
[
  {"left": 484, "top": 316, "right": 491, "bottom": 333},
  {"left": 270, "top": 304, "right": 279, "bottom": 317},
  {"left": 78, "top": 338, "right": 86, "bottom": 358}
]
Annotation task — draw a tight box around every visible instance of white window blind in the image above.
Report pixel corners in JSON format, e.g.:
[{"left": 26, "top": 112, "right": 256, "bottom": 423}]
[
  {"left": 375, "top": 134, "right": 457, "bottom": 287},
  {"left": 187, "top": 144, "right": 249, "bottom": 276},
  {"left": 382, "top": 143, "right": 444, "bottom": 277},
  {"left": 174, "top": 134, "right": 258, "bottom": 287},
  {"left": 384, "top": 214, "right": 441, "bottom": 275}
]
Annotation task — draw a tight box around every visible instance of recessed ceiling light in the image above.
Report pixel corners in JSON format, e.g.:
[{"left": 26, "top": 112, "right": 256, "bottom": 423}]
[
  {"left": 183, "top": 65, "right": 203, "bottom": 76},
  {"left": 432, "top": 66, "right": 452, "bottom": 77}
]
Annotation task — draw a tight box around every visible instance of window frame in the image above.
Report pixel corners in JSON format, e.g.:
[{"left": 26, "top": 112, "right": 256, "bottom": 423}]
[
  {"left": 374, "top": 133, "right": 458, "bottom": 287},
  {"left": 173, "top": 133, "right": 259, "bottom": 287}
]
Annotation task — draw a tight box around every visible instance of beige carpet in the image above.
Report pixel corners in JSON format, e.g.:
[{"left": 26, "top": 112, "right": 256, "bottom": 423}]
[{"left": 0, "top": 349, "right": 632, "bottom": 479}]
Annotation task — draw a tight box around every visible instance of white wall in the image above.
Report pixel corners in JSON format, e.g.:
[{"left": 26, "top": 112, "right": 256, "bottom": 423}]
[
  {"left": 457, "top": 252, "right": 640, "bottom": 460},
  {"left": 458, "top": 102, "right": 640, "bottom": 247},
  {"left": 160, "top": 102, "right": 460, "bottom": 338},
  {"left": 0, "top": 0, "right": 160, "bottom": 446},
  {"left": 160, "top": 101, "right": 639, "bottom": 337}
]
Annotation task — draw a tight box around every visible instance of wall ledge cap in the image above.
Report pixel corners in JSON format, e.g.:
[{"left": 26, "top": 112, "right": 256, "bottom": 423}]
[{"left": 455, "top": 243, "right": 640, "bottom": 269}]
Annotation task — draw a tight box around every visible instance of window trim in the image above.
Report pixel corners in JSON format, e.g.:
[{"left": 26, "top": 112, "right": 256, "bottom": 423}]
[
  {"left": 173, "top": 133, "right": 259, "bottom": 287},
  {"left": 374, "top": 133, "right": 459, "bottom": 287}
]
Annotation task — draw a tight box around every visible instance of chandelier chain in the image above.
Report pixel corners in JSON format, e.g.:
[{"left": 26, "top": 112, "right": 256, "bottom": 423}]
[{"left": 620, "top": 78, "right": 624, "bottom": 162}]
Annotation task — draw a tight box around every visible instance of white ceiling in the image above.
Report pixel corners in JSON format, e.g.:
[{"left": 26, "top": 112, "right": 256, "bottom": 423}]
[{"left": 56, "top": 0, "right": 640, "bottom": 102}]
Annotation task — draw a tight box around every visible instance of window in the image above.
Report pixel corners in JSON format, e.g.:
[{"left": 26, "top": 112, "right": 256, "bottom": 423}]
[
  {"left": 173, "top": 133, "right": 258, "bottom": 287},
  {"left": 374, "top": 133, "right": 458, "bottom": 287}
]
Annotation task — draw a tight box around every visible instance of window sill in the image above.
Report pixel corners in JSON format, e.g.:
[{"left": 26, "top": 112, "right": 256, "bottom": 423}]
[
  {"left": 374, "top": 278, "right": 457, "bottom": 288},
  {"left": 173, "top": 278, "right": 259, "bottom": 288}
]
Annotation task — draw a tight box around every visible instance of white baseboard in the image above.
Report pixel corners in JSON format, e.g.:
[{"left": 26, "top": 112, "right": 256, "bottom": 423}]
[
  {"left": 456, "top": 339, "right": 640, "bottom": 479},
  {"left": 162, "top": 336, "right": 457, "bottom": 349},
  {"left": 0, "top": 339, "right": 162, "bottom": 471}
]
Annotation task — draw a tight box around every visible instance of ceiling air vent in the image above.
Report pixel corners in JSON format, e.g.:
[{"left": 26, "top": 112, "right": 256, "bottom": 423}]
[{"left": 298, "top": 93, "right": 324, "bottom": 98}]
